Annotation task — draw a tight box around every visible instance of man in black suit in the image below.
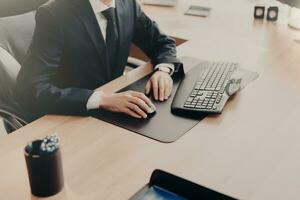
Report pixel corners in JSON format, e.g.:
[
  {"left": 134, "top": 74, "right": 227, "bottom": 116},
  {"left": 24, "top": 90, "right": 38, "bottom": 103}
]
[{"left": 17, "top": 0, "right": 183, "bottom": 119}]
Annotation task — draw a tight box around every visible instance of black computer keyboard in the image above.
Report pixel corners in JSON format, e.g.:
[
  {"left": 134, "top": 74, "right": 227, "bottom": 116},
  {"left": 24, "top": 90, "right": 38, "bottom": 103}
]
[{"left": 171, "top": 61, "right": 240, "bottom": 116}]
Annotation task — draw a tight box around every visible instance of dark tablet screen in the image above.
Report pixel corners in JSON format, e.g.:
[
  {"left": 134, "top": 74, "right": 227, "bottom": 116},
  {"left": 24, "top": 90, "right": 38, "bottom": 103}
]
[{"left": 137, "top": 186, "right": 186, "bottom": 200}]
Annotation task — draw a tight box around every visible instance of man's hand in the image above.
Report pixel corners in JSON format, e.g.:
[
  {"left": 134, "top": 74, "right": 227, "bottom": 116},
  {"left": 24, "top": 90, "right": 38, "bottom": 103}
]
[
  {"left": 145, "top": 71, "right": 173, "bottom": 101},
  {"left": 100, "top": 91, "right": 154, "bottom": 119}
]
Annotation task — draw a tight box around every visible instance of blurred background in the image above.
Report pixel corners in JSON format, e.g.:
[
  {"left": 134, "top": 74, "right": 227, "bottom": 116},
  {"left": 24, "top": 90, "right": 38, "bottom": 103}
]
[
  {"left": 0, "top": 0, "right": 48, "bottom": 17},
  {"left": 0, "top": 125, "right": 5, "bottom": 138}
]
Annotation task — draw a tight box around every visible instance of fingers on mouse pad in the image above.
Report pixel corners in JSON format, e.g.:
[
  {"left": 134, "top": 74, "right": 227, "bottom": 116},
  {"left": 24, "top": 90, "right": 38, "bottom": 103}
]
[{"left": 92, "top": 73, "right": 202, "bottom": 143}]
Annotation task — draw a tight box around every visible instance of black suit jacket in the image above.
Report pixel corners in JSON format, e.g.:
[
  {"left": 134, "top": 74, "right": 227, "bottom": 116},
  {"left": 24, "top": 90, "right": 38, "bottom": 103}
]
[{"left": 17, "top": 0, "right": 183, "bottom": 117}]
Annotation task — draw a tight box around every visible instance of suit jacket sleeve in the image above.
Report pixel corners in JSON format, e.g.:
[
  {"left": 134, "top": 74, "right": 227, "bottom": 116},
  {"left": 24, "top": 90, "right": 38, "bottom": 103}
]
[
  {"left": 17, "top": 7, "right": 93, "bottom": 116},
  {"left": 132, "top": 0, "right": 184, "bottom": 76}
]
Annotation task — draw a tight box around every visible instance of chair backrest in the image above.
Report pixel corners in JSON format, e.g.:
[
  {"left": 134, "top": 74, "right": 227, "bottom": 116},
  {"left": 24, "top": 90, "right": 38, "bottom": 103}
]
[
  {"left": 0, "top": 0, "right": 48, "bottom": 103},
  {"left": 0, "top": 11, "right": 36, "bottom": 102},
  {"left": 0, "top": 0, "right": 48, "bottom": 18},
  {"left": 0, "top": 0, "right": 48, "bottom": 60}
]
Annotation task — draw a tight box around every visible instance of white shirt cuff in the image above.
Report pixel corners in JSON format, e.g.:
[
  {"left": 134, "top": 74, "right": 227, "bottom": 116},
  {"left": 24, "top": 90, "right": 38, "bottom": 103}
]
[
  {"left": 86, "top": 91, "right": 105, "bottom": 110},
  {"left": 154, "top": 63, "right": 175, "bottom": 76}
]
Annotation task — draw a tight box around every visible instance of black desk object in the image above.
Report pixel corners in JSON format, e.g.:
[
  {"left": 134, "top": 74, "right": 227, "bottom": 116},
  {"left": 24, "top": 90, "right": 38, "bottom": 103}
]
[
  {"left": 91, "top": 57, "right": 257, "bottom": 143},
  {"left": 91, "top": 61, "right": 205, "bottom": 143},
  {"left": 130, "top": 170, "right": 237, "bottom": 200}
]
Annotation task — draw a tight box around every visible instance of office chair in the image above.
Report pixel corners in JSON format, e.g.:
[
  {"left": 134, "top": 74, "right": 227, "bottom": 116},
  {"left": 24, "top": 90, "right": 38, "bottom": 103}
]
[
  {"left": 0, "top": 11, "right": 37, "bottom": 134},
  {"left": 0, "top": 10, "right": 146, "bottom": 134}
]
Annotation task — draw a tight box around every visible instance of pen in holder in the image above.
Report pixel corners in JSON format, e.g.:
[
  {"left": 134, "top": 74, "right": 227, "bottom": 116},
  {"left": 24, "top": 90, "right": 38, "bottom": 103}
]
[{"left": 24, "top": 135, "right": 64, "bottom": 197}]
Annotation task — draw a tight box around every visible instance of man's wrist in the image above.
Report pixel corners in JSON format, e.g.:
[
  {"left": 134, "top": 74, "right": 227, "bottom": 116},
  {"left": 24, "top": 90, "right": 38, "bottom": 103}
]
[
  {"left": 154, "top": 63, "right": 175, "bottom": 76},
  {"left": 86, "top": 91, "right": 105, "bottom": 110}
]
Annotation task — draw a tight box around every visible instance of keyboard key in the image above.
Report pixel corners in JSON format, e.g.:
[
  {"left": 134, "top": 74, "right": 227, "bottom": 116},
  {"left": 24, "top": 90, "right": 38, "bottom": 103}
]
[
  {"left": 195, "top": 85, "right": 201, "bottom": 90},
  {"left": 187, "top": 97, "right": 194, "bottom": 102},
  {"left": 194, "top": 96, "right": 200, "bottom": 101},
  {"left": 184, "top": 104, "right": 195, "bottom": 108}
]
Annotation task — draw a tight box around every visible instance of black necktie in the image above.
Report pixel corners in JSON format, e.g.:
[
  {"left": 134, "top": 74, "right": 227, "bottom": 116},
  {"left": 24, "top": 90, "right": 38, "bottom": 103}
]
[{"left": 102, "top": 8, "right": 119, "bottom": 72}]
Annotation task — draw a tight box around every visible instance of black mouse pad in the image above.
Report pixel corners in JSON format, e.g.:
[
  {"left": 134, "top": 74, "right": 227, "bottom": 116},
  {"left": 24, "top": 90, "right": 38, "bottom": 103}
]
[
  {"left": 90, "top": 57, "right": 258, "bottom": 143},
  {"left": 90, "top": 72, "right": 205, "bottom": 143}
]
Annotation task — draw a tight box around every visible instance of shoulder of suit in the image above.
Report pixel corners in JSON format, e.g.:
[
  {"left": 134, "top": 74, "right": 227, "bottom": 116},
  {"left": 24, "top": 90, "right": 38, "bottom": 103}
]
[
  {"left": 36, "top": 0, "right": 73, "bottom": 26},
  {"left": 38, "top": 0, "right": 70, "bottom": 17}
]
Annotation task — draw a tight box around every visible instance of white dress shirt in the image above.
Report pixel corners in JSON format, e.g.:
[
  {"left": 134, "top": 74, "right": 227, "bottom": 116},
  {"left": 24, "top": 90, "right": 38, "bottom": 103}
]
[{"left": 87, "top": 0, "right": 174, "bottom": 110}]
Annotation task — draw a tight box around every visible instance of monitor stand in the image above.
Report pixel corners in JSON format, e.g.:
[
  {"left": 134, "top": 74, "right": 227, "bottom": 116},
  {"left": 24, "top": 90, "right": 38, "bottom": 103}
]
[{"left": 288, "top": 7, "right": 300, "bottom": 29}]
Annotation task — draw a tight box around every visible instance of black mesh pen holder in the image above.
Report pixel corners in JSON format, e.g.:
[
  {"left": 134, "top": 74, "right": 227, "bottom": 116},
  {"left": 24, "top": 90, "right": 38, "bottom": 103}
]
[{"left": 24, "top": 138, "right": 64, "bottom": 197}]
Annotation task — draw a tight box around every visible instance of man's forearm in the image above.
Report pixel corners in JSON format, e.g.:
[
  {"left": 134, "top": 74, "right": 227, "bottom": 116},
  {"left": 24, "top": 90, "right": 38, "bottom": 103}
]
[{"left": 86, "top": 63, "right": 175, "bottom": 111}]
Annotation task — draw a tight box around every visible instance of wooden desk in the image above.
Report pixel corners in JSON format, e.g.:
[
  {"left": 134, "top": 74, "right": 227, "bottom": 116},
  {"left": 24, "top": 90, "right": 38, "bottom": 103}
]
[{"left": 1, "top": 0, "right": 300, "bottom": 199}]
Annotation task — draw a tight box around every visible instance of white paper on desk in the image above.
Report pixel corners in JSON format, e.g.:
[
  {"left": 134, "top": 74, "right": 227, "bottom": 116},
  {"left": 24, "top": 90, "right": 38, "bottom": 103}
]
[{"left": 238, "top": 68, "right": 259, "bottom": 90}]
